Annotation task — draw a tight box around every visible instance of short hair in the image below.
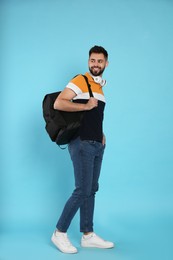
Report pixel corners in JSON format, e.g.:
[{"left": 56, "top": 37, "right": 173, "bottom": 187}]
[{"left": 89, "top": 45, "right": 108, "bottom": 60}]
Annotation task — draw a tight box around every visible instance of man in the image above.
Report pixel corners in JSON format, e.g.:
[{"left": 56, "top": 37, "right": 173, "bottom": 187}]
[{"left": 51, "top": 46, "right": 114, "bottom": 254}]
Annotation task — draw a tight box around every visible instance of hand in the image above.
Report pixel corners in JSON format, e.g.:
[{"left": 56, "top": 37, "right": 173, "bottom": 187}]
[{"left": 85, "top": 97, "right": 98, "bottom": 110}]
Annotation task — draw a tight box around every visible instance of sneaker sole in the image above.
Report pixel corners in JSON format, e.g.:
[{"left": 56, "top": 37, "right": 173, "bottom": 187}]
[{"left": 81, "top": 242, "right": 114, "bottom": 249}]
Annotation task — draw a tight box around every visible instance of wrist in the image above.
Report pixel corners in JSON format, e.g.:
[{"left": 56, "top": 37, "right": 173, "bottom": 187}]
[{"left": 84, "top": 103, "right": 89, "bottom": 111}]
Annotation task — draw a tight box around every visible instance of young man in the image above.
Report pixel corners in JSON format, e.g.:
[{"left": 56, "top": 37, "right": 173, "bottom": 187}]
[{"left": 51, "top": 46, "right": 114, "bottom": 254}]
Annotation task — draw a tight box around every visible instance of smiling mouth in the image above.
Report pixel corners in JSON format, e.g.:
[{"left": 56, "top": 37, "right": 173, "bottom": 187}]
[{"left": 92, "top": 67, "right": 100, "bottom": 71}]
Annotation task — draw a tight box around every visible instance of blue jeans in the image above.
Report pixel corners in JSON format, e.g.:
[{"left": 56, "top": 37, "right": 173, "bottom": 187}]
[{"left": 56, "top": 137, "right": 105, "bottom": 233}]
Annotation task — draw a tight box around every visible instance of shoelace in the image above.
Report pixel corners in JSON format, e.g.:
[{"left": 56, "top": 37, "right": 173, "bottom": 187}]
[{"left": 61, "top": 234, "right": 73, "bottom": 247}]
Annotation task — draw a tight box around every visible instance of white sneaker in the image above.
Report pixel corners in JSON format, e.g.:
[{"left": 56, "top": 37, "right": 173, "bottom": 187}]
[
  {"left": 51, "top": 231, "right": 78, "bottom": 254},
  {"left": 81, "top": 232, "right": 114, "bottom": 249}
]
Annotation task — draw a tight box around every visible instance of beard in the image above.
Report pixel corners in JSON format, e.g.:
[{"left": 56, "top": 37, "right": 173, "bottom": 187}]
[{"left": 89, "top": 66, "right": 105, "bottom": 76}]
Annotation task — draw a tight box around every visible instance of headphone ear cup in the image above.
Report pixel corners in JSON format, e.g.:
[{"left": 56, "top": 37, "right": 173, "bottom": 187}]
[
  {"left": 102, "top": 79, "right": 106, "bottom": 86},
  {"left": 90, "top": 73, "right": 106, "bottom": 87},
  {"left": 94, "top": 76, "right": 102, "bottom": 84},
  {"left": 94, "top": 76, "right": 106, "bottom": 87}
]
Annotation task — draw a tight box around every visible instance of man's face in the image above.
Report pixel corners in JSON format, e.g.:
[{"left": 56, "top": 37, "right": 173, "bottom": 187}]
[{"left": 88, "top": 53, "right": 108, "bottom": 77}]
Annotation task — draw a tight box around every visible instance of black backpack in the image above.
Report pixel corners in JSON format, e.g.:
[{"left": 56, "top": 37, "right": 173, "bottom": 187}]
[{"left": 42, "top": 75, "right": 93, "bottom": 145}]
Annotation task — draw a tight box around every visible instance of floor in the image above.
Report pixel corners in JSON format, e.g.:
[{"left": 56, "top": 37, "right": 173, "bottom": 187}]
[{"left": 1, "top": 214, "right": 173, "bottom": 260}]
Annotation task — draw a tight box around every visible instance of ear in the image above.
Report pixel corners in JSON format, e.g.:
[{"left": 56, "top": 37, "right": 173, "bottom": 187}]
[
  {"left": 88, "top": 58, "right": 90, "bottom": 64},
  {"left": 105, "top": 60, "right": 109, "bottom": 67}
]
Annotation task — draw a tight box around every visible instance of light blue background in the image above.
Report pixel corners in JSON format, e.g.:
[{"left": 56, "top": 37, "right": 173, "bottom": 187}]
[{"left": 1, "top": 0, "right": 173, "bottom": 259}]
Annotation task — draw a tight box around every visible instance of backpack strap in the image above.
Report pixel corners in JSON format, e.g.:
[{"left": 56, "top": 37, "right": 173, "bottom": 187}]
[
  {"left": 73, "top": 74, "right": 94, "bottom": 98},
  {"left": 82, "top": 74, "right": 94, "bottom": 98}
]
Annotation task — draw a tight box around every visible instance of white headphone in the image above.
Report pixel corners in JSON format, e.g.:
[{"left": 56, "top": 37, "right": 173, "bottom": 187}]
[{"left": 91, "top": 75, "right": 107, "bottom": 87}]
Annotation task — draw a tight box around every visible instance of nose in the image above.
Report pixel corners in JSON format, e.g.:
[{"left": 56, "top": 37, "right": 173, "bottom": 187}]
[{"left": 93, "top": 61, "right": 99, "bottom": 67}]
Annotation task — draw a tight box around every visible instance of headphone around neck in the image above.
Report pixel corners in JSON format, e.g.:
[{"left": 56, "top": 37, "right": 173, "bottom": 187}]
[{"left": 90, "top": 74, "right": 106, "bottom": 87}]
